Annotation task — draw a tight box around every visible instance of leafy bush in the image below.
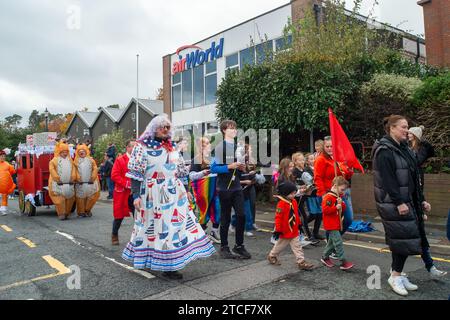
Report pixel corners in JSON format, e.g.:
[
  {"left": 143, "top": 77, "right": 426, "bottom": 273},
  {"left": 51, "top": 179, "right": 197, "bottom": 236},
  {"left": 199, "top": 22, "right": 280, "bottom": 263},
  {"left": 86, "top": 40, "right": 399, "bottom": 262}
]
[
  {"left": 412, "top": 71, "right": 450, "bottom": 107},
  {"left": 93, "top": 129, "right": 127, "bottom": 165}
]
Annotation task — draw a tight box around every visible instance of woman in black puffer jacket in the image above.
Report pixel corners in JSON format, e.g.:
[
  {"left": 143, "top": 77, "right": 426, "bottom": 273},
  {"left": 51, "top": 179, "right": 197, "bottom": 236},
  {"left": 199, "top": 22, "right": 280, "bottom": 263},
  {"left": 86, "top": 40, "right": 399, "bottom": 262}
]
[{"left": 372, "top": 115, "right": 432, "bottom": 297}]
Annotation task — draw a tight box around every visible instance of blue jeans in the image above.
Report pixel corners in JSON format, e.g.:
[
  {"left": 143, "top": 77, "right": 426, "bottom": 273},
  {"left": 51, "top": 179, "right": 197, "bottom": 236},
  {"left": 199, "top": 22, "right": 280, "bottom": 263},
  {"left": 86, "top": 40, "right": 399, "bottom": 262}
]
[
  {"left": 106, "top": 177, "right": 114, "bottom": 198},
  {"left": 421, "top": 247, "right": 434, "bottom": 271},
  {"left": 231, "top": 199, "right": 253, "bottom": 231},
  {"left": 341, "top": 188, "right": 354, "bottom": 234}
]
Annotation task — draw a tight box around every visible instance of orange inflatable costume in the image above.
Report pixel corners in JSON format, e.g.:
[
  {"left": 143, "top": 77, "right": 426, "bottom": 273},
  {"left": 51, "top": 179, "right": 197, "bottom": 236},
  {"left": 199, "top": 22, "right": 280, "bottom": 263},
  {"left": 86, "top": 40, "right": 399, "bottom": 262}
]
[
  {"left": 0, "top": 150, "right": 16, "bottom": 213},
  {"left": 74, "top": 144, "right": 100, "bottom": 217},
  {"left": 48, "top": 142, "right": 76, "bottom": 220}
]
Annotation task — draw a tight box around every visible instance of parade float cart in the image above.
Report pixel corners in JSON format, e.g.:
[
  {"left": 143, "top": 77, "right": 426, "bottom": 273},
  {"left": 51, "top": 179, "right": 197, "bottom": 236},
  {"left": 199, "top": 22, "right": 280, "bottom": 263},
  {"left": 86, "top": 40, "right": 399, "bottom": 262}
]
[{"left": 15, "top": 133, "right": 75, "bottom": 216}]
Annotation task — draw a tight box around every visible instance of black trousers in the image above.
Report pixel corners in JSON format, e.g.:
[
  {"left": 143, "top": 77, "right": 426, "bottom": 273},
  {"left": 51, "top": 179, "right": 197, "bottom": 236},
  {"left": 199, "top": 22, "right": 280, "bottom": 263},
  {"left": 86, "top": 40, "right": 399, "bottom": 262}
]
[
  {"left": 112, "top": 195, "right": 135, "bottom": 236},
  {"left": 307, "top": 213, "right": 323, "bottom": 237},
  {"left": 297, "top": 197, "right": 311, "bottom": 238},
  {"left": 391, "top": 253, "right": 408, "bottom": 273},
  {"left": 219, "top": 190, "right": 245, "bottom": 247}
]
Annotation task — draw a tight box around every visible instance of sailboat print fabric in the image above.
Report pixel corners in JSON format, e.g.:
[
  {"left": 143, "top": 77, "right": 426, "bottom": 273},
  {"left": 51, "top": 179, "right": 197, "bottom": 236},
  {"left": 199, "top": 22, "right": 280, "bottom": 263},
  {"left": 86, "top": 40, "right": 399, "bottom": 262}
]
[{"left": 122, "top": 139, "right": 215, "bottom": 271}]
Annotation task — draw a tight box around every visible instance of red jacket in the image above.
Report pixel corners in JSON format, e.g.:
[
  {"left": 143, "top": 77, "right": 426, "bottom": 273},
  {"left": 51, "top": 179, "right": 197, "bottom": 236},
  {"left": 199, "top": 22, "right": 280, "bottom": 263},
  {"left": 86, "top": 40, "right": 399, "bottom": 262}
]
[
  {"left": 274, "top": 196, "right": 301, "bottom": 239},
  {"left": 322, "top": 191, "right": 347, "bottom": 231},
  {"left": 111, "top": 154, "right": 130, "bottom": 190},
  {"left": 111, "top": 153, "right": 132, "bottom": 219},
  {"left": 314, "top": 153, "right": 353, "bottom": 196}
]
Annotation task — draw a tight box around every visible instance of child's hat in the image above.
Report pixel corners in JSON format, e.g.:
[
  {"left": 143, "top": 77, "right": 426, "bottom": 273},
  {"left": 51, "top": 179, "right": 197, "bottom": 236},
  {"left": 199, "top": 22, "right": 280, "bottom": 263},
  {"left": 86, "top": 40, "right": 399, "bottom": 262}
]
[
  {"left": 408, "top": 125, "right": 424, "bottom": 141},
  {"left": 277, "top": 182, "right": 297, "bottom": 197}
]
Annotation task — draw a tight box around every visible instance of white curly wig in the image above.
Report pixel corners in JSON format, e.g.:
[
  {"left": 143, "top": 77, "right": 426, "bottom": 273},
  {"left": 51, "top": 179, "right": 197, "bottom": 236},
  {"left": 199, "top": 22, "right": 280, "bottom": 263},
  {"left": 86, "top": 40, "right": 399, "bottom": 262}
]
[{"left": 138, "top": 114, "right": 173, "bottom": 142}]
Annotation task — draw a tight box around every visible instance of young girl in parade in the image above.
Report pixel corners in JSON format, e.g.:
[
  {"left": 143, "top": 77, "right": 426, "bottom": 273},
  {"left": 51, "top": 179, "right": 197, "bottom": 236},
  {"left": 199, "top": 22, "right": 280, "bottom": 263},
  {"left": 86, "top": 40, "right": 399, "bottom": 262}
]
[
  {"left": 189, "top": 136, "right": 221, "bottom": 244},
  {"left": 267, "top": 181, "right": 314, "bottom": 270},
  {"left": 303, "top": 152, "right": 325, "bottom": 241},
  {"left": 123, "top": 115, "right": 215, "bottom": 280},
  {"left": 0, "top": 149, "right": 16, "bottom": 215},
  {"left": 292, "top": 152, "right": 318, "bottom": 245},
  {"left": 320, "top": 176, "right": 354, "bottom": 270}
]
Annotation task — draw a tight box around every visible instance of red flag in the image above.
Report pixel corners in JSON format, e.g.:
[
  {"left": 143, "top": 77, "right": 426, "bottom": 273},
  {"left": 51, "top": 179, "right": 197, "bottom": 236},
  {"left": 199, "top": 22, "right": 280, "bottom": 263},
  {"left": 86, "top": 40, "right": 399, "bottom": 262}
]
[{"left": 328, "top": 108, "right": 364, "bottom": 173}]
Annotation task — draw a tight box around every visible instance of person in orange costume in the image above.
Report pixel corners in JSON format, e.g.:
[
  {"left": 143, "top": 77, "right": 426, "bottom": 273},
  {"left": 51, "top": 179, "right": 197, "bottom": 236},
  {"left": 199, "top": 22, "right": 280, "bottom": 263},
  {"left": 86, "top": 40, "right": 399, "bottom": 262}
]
[
  {"left": 0, "top": 150, "right": 16, "bottom": 215},
  {"left": 74, "top": 144, "right": 100, "bottom": 218},
  {"left": 48, "top": 142, "right": 77, "bottom": 220}
]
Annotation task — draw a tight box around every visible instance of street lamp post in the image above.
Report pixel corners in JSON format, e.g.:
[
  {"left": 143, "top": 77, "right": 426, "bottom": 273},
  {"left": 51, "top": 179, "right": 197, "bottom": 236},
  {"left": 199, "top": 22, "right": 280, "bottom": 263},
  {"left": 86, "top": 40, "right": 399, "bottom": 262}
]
[{"left": 44, "top": 107, "right": 49, "bottom": 132}]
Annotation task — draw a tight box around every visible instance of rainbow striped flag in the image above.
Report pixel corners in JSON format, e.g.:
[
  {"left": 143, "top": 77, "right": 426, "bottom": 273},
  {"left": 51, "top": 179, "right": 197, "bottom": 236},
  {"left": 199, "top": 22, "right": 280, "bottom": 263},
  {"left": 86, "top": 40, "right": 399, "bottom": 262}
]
[{"left": 190, "top": 175, "right": 220, "bottom": 225}]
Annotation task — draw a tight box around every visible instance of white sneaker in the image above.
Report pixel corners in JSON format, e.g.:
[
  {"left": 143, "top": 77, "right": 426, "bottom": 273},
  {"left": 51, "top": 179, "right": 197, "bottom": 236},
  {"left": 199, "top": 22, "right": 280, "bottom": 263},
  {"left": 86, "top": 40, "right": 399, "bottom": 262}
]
[
  {"left": 270, "top": 235, "right": 277, "bottom": 245},
  {"left": 401, "top": 276, "right": 418, "bottom": 291},
  {"left": 300, "top": 239, "right": 312, "bottom": 247},
  {"left": 245, "top": 231, "right": 255, "bottom": 237},
  {"left": 429, "top": 266, "right": 447, "bottom": 278},
  {"left": 252, "top": 224, "right": 259, "bottom": 231},
  {"left": 0, "top": 206, "right": 6, "bottom": 212},
  {"left": 388, "top": 275, "right": 408, "bottom": 296},
  {"left": 229, "top": 225, "right": 235, "bottom": 233},
  {"left": 208, "top": 229, "right": 221, "bottom": 244},
  {"left": 390, "top": 268, "right": 407, "bottom": 277},
  {"left": 1, "top": 212, "right": 7, "bottom": 216}
]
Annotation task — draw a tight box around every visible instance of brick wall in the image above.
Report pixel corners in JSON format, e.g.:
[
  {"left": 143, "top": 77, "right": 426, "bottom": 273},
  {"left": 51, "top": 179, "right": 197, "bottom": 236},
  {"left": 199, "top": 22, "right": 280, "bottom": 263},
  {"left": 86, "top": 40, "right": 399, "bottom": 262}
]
[
  {"left": 351, "top": 173, "right": 450, "bottom": 218},
  {"left": 418, "top": 0, "right": 450, "bottom": 67},
  {"left": 291, "top": 0, "right": 322, "bottom": 24}
]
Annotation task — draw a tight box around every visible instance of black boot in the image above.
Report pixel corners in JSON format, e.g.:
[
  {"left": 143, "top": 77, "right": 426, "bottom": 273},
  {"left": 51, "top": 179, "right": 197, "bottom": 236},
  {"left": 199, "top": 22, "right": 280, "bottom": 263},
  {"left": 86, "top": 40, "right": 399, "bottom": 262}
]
[{"left": 162, "top": 271, "right": 183, "bottom": 280}]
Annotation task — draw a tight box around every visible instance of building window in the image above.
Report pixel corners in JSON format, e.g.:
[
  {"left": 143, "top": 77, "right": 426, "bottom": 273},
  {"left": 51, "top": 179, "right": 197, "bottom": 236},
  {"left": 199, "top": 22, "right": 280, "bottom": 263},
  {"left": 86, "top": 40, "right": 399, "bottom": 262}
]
[
  {"left": 172, "top": 85, "right": 182, "bottom": 111},
  {"left": 83, "top": 129, "right": 89, "bottom": 136},
  {"left": 76, "top": 125, "right": 79, "bottom": 133},
  {"left": 131, "top": 112, "right": 136, "bottom": 121},
  {"left": 182, "top": 69, "right": 193, "bottom": 109},
  {"left": 172, "top": 70, "right": 182, "bottom": 112},
  {"left": 226, "top": 53, "right": 239, "bottom": 69},
  {"left": 206, "top": 121, "right": 219, "bottom": 134},
  {"left": 104, "top": 119, "right": 108, "bottom": 128},
  {"left": 193, "top": 65, "right": 204, "bottom": 107},
  {"left": 275, "top": 34, "right": 293, "bottom": 51},
  {"left": 205, "top": 60, "right": 217, "bottom": 106},
  {"left": 256, "top": 40, "right": 274, "bottom": 64},
  {"left": 240, "top": 46, "right": 255, "bottom": 68},
  {"left": 205, "top": 74, "right": 217, "bottom": 105}
]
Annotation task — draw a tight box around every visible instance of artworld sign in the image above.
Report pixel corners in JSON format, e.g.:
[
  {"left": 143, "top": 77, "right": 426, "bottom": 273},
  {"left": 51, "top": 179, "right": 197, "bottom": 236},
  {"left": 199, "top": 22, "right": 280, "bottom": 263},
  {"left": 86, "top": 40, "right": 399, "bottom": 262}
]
[{"left": 172, "top": 38, "right": 224, "bottom": 75}]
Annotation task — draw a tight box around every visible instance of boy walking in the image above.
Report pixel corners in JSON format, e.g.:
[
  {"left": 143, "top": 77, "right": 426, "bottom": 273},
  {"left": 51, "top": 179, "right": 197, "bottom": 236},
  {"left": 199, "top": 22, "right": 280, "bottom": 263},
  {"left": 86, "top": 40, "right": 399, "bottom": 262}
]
[
  {"left": 320, "top": 176, "right": 354, "bottom": 270},
  {"left": 268, "top": 181, "right": 314, "bottom": 270},
  {"left": 211, "top": 120, "right": 251, "bottom": 259}
]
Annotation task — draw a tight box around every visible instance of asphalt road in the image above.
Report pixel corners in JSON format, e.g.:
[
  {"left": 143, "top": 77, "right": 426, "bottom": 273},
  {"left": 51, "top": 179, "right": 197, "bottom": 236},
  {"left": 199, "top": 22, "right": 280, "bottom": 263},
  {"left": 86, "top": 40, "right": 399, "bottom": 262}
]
[{"left": 1, "top": 198, "right": 449, "bottom": 300}]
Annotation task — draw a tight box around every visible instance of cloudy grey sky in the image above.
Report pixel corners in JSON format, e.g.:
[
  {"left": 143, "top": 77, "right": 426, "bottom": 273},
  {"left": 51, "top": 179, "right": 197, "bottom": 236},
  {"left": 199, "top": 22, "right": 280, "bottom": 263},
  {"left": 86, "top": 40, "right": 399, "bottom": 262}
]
[{"left": 0, "top": 0, "right": 425, "bottom": 125}]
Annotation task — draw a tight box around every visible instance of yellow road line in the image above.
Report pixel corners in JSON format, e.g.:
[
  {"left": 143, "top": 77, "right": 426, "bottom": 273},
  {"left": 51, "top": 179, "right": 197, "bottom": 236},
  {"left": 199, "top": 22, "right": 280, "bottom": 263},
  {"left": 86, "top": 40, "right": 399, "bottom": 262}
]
[
  {"left": 1, "top": 225, "right": 12, "bottom": 232},
  {"left": 343, "top": 241, "right": 450, "bottom": 264},
  {"left": 0, "top": 256, "right": 70, "bottom": 292},
  {"left": 42, "top": 255, "right": 71, "bottom": 274},
  {"left": 17, "top": 237, "right": 37, "bottom": 248}
]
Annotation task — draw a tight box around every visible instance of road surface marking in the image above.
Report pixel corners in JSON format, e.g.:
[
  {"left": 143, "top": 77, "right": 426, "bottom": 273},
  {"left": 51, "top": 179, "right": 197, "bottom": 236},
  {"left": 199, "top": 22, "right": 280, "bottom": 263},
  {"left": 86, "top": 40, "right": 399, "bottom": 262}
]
[
  {"left": 343, "top": 241, "right": 450, "bottom": 264},
  {"left": 0, "top": 256, "right": 71, "bottom": 292},
  {"left": 55, "top": 230, "right": 155, "bottom": 279},
  {"left": 42, "top": 255, "right": 71, "bottom": 274},
  {"left": 1, "top": 225, "right": 12, "bottom": 232},
  {"left": 17, "top": 237, "right": 37, "bottom": 248}
]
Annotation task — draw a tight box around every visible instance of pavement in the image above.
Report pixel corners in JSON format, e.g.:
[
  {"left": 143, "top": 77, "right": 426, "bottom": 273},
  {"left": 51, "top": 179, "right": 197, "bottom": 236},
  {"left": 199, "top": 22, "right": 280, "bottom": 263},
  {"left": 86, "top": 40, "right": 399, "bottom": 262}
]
[{"left": 1, "top": 194, "right": 450, "bottom": 300}]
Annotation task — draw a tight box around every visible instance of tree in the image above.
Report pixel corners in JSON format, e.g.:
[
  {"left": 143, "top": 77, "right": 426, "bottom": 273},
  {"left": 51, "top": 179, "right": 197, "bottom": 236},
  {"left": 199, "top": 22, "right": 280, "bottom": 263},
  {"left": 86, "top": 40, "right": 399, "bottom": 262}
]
[
  {"left": 93, "top": 129, "right": 127, "bottom": 164},
  {"left": 4, "top": 114, "right": 22, "bottom": 129}
]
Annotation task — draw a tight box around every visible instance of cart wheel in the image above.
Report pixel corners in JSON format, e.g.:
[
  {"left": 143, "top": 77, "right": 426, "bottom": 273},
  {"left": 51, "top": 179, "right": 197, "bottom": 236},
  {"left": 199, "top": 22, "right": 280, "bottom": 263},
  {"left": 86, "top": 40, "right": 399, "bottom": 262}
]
[
  {"left": 18, "top": 191, "right": 25, "bottom": 213},
  {"left": 24, "top": 200, "right": 36, "bottom": 217}
]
